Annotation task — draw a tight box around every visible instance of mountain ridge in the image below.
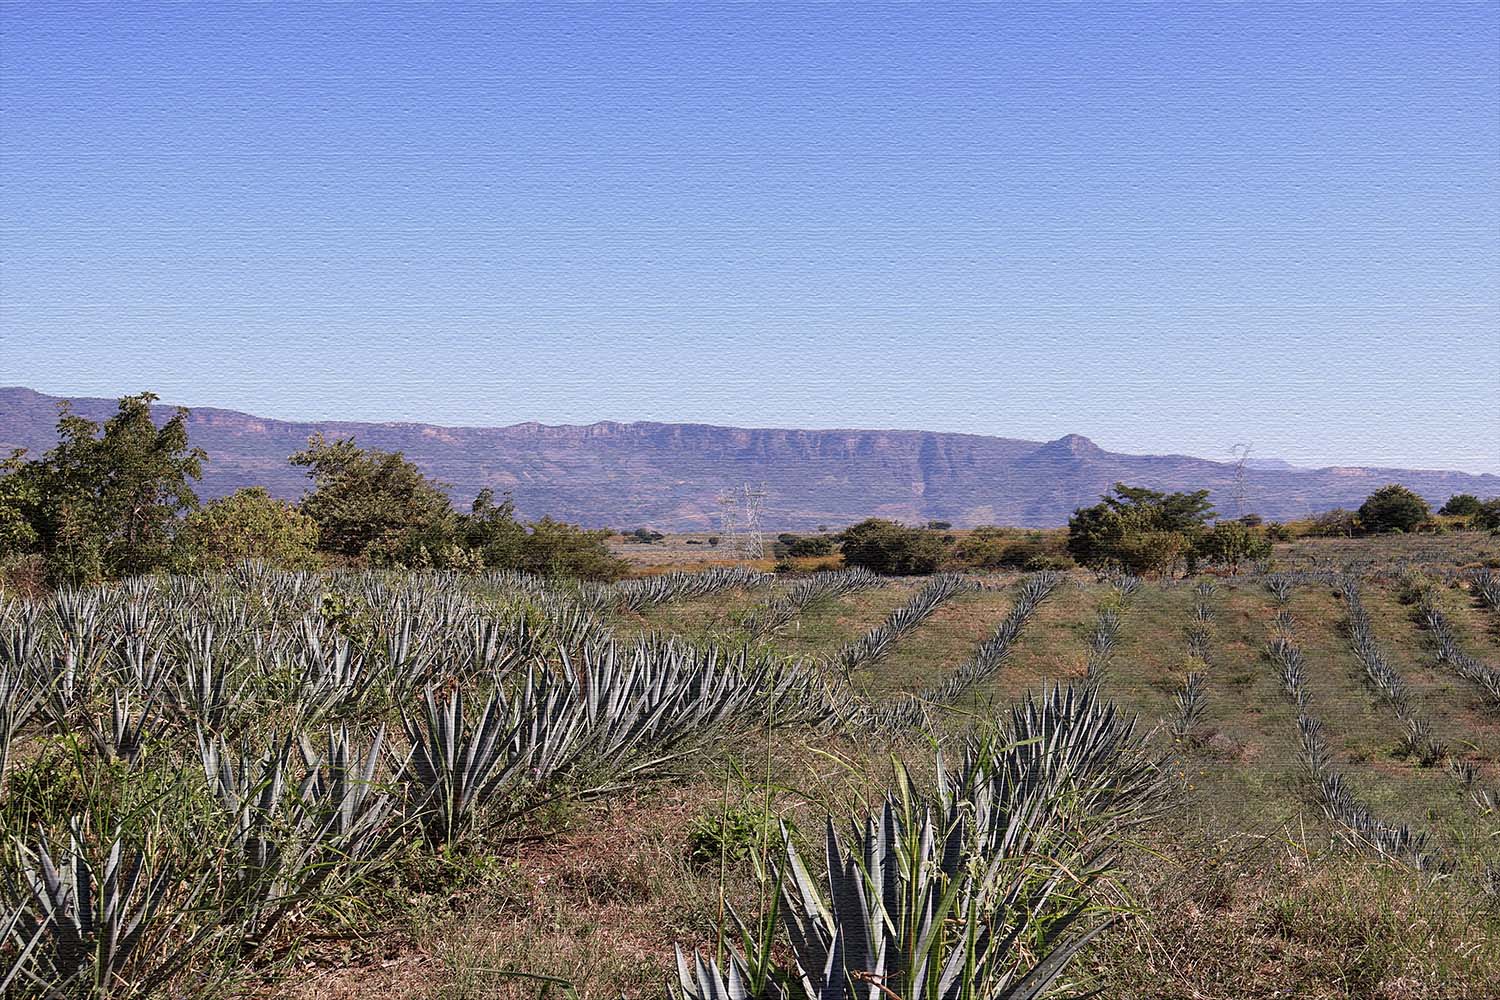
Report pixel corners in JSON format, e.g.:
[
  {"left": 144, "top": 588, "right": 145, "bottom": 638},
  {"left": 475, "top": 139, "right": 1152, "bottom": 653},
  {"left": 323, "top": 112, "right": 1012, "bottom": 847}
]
[{"left": 2, "top": 386, "right": 1494, "bottom": 530}]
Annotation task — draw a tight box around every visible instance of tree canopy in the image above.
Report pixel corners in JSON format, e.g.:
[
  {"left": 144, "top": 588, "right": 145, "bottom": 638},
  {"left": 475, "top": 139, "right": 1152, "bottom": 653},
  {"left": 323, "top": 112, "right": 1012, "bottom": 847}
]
[
  {"left": 0, "top": 393, "right": 205, "bottom": 584},
  {"left": 1357, "top": 484, "right": 1430, "bottom": 534},
  {"left": 291, "top": 433, "right": 455, "bottom": 565},
  {"left": 1066, "top": 483, "right": 1216, "bottom": 576}
]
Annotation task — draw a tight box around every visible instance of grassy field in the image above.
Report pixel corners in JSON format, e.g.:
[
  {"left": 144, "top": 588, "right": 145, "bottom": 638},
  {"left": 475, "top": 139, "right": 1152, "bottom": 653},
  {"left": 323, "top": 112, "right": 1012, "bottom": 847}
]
[{"left": 4, "top": 532, "right": 1500, "bottom": 998}]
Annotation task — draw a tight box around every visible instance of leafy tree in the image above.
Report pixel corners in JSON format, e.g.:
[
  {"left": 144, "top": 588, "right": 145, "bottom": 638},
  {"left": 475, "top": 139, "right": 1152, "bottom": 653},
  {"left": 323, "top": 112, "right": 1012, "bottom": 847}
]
[
  {"left": 519, "top": 517, "right": 628, "bottom": 580},
  {"left": 1066, "top": 483, "right": 1214, "bottom": 576},
  {"left": 1471, "top": 498, "right": 1500, "bottom": 533},
  {"left": 0, "top": 449, "right": 40, "bottom": 557},
  {"left": 7, "top": 394, "right": 205, "bottom": 584},
  {"left": 1196, "top": 520, "right": 1272, "bottom": 573},
  {"left": 787, "top": 535, "right": 834, "bottom": 557},
  {"left": 1357, "top": 484, "right": 1430, "bottom": 534},
  {"left": 925, "top": 520, "right": 953, "bottom": 530},
  {"left": 458, "top": 488, "right": 527, "bottom": 567},
  {"left": 291, "top": 433, "right": 455, "bottom": 565},
  {"left": 1439, "top": 494, "right": 1482, "bottom": 517},
  {"left": 1308, "top": 508, "right": 1357, "bottom": 537},
  {"left": 174, "top": 487, "right": 319, "bottom": 571},
  {"left": 838, "top": 519, "right": 945, "bottom": 575}
]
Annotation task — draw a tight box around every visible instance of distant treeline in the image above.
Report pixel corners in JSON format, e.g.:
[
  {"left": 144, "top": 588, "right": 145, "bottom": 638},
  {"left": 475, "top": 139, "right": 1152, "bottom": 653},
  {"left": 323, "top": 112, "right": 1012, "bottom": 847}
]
[{"left": 2, "top": 393, "right": 1495, "bottom": 589}]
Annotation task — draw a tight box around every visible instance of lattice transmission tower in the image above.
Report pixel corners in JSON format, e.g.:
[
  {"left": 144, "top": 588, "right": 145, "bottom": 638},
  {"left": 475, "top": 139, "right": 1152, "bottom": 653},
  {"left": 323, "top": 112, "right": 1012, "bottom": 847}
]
[{"left": 715, "top": 483, "right": 768, "bottom": 560}]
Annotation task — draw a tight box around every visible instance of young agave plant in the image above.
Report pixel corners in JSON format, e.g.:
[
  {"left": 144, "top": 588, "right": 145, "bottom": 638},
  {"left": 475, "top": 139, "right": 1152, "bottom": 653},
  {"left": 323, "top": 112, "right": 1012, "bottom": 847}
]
[
  {"left": 1169, "top": 671, "right": 1208, "bottom": 742},
  {"left": 3, "top": 818, "right": 209, "bottom": 998}
]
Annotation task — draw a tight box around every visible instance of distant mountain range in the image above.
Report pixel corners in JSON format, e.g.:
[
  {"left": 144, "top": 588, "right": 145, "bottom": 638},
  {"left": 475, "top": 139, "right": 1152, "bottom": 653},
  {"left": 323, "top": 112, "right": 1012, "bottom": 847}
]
[{"left": 2, "top": 387, "right": 1495, "bottom": 530}]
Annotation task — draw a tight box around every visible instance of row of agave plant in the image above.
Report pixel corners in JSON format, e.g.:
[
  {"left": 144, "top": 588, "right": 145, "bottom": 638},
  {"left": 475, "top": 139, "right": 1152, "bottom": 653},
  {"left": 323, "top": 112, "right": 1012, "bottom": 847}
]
[
  {"left": 741, "top": 569, "right": 883, "bottom": 640},
  {"left": 1081, "top": 574, "right": 1140, "bottom": 690},
  {"left": 1169, "top": 581, "right": 1216, "bottom": 743},
  {"left": 0, "top": 566, "right": 847, "bottom": 996},
  {"left": 1470, "top": 568, "right": 1500, "bottom": 612},
  {"left": 1404, "top": 573, "right": 1500, "bottom": 706},
  {"left": 674, "top": 682, "right": 1171, "bottom": 1000},
  {"left": 1339, "top": 578, "right": 1447, "bottom": 767},
  {"left": 854, "top": 572, "right": 1064, "bottom": 735},
  {"left": 1265, "top": 611, "right": 1443, "bottom": 870},
  {"left": 582, "top": 566, "right": 772, "bottom": 615},
  {"left": 829, "top": 573, "right": 977, "bottom": 679}
]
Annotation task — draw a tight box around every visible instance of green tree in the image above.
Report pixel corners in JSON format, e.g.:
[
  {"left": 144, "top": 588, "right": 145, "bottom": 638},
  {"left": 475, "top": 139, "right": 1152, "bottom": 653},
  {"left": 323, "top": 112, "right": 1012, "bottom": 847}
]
[
  {"left": 1308, "top": 508, "right": 1357, "bottom": 538},
  {"left": 838, "top": 519, "right": 946, "bottom": 575},
  {"left": 1470, "top": 498, "right": 1500, "bottom": 533},
  {"left": 1066, "top": 483, "right": 1215, "bottom": 576},
  {"left": 1357, "top": 484, "right": 1430, "bottom": 534},
  {"left": 291, "top": 433, "right": 455, "bottom": 565},
  {"left": 1196, "top": 520, "right": 1272, "bottom": 573},
  {"left": 0, "top": 449, "right": 40, "bottom": 557},
  {"left": 519, "top": 517, "right": 628, "bottom": 580},
  {"left": 458, "top": 487, "right": 527, "bottom": 567},
  {"left": 10, "top": 394, "right": 205, "bottom": 584},
  {"left": 1439, "top": 494, "right": 1482, "bottom": 517},
  {"left": 174, "top": 487, "right": 320, "bottom": 571},
  {"left": 787, "top": 535, "right": 834, "bottom": 557}
]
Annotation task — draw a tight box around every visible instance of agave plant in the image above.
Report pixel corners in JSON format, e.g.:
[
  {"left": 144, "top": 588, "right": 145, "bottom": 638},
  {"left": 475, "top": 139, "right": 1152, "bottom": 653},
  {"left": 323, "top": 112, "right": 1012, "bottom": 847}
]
[
  {"left": 2, "top": 818, "right": 211, "bottom": 998},
  {"left": 400, "top": 684, "right": 531, "bottom": 844},
  {"left": 1414, "top": 587, "right": 1500, "bottom": 705},
  {"left": 1468, "top": 568, "right": 1500, "bottom": 611},
  {"left": 1169, "top": 671, "right": 1208, "bottom": 742}
]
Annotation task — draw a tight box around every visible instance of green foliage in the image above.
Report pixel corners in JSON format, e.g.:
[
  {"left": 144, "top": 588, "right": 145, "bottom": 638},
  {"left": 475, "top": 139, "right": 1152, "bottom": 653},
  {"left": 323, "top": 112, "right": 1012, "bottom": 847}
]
[
  {"left": 1439, "top": 494, "right": 1482, "bottom": 517},
  {"left": 291, "top": 433, "right": 455, "bottom": 566},
  {"left": 1472, "top": 498, "right": 1500, "bottom": 533},
  {"left": 1196, "top": 520, "right": 1272, "bottom": 572},
  {"left": 837, "top": 518, "right": 945, "bottom": 575},
  {"left": 686, "top": 802, "right": 779, "bottom": 867},
  {"left": 1066, "top": 482, "right": 1214, "bottom": 576},
  {"left": 458, "top": 488, "right": 527, "bottom": 567},
  {"left": 1, "top": 394, "right": 205, "bottom": 585},
  {"left": 925, "top": 520, "right": 952, "bottom": 530},
  {"left": 0, "top": 450, "right": 40, "bottom": 558},
  {"left": 518, "top": 517, "right": 629, "bottom": 581},
  {"left": 950, "top": 527, "right": 1073, "bottom": 571},
  {"left": 785, "top": 535, "right": 833, "bottom": 558},
  {"left": 1358, "top": 484, "right": 1431, "bottom": 534},
  {"left": 1309, "top": 507, "right": 1357, "bottom": 537},
  {"left": 174, "top": 487, "right": 320, "bottom": 571}
]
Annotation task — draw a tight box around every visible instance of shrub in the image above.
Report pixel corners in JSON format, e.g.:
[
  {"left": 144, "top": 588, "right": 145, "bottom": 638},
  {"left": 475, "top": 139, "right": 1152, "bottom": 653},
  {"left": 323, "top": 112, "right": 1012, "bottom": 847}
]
[
  {"left": 174, "top": 487, "right": 320, "bottom": 571},
  {"left": 1067, "top": 483, "right": 1214, "bottom": 576},
  {"left": 520, "top": 517, "right": 630, "bottom": 581},
  {"left": 1309, "top": 508, "right": 1357, "bottom": 538},
  {"left": 1440, "top": 494, "right": 1482, "bottom": 517},
  {"left": 1265, "top": 521, "right": 1292, "bottom": 541},
  {"left": 1473, "top": 499, "right": 1500, "bottom": 533},
  {"left": 786, "top": 535, "right": 834, "bottom": 557},
  {"left": 1358, "top": 484, "right": 1431, "bottom": 534},
  {"left": 925, "top": 520, "right": 953, "bottom": 530},
  {"left": 1196, "top": 520, "right": 1272, "bottom": 573},
  {"left": 291, "top": 433, "right": 454, "bottom": 566},
  {"left": 950, "top": 528, "right": 1072, "bottom": 571},
  {"left": 837, "top": 519, "right": 946, "bottom": 575}
]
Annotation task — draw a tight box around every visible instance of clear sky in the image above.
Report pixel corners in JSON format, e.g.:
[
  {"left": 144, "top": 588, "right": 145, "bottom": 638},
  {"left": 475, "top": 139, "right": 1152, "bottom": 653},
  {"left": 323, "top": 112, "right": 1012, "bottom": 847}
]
[{"left": 3, "top": 3, "right": 1497, "bottom": 473}]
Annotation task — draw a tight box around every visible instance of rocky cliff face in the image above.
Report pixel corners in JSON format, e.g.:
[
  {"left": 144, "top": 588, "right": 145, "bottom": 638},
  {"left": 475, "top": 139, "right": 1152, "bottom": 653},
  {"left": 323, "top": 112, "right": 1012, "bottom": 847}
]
[{"left": 3, "top": 387, "right": 1495, "bottom": 530}]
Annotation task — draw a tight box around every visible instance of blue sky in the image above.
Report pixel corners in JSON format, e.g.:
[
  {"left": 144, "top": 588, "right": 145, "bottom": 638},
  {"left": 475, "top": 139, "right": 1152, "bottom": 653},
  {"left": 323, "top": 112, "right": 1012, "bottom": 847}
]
[{"left": 3, "top": 3, "right": 1497, "bottom": 472}]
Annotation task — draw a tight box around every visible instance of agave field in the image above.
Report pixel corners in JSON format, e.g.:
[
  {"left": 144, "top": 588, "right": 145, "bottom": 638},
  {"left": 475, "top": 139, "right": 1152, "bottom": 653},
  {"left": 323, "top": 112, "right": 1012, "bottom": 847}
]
[{"left": 3, "top": 533, "right": 1500, "bottom": 998}]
